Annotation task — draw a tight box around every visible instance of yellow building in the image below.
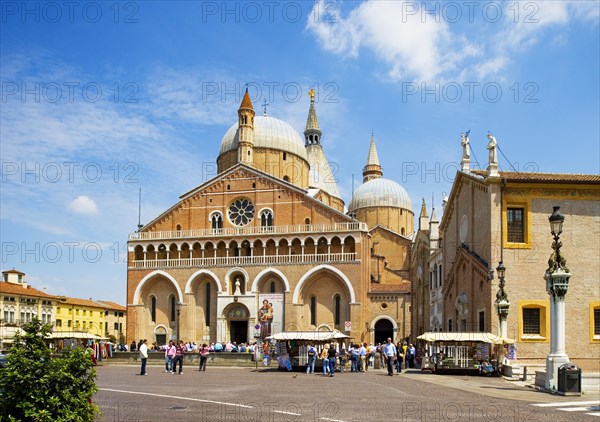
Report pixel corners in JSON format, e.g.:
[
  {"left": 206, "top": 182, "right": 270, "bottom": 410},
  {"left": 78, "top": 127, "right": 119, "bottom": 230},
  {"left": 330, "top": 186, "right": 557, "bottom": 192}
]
[
  {"left": 127, "top": 90, "right": 414, "bottom": 346},
  {"left": 54, "top": 297, "right": 107, "bottom": 340},
  {"left": 0, "top": 269, "right": 57, "bottom": 348},
  {"left": 96, "top": 300, "right": 127, "bottom": 343}
]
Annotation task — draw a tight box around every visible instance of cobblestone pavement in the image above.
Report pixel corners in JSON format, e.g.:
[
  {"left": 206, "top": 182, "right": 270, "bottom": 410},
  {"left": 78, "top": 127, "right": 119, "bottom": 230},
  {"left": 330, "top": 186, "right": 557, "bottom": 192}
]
[{"left": 95, "top": 365, "right": 600, "bottom": 421}]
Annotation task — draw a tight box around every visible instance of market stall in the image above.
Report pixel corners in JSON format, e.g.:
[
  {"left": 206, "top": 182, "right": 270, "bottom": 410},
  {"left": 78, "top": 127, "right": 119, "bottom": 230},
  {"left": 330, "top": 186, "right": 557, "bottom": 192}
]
[
  {"left": 265, "top": 330, "right": 351, "bottom": 371},
  {"left": 417, "top": 332, "right": 514, "bottom": 375}
]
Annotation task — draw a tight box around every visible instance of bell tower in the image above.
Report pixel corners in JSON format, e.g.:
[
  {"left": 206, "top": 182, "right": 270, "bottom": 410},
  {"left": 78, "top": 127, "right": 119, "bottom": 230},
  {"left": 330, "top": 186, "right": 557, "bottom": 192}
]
[
  {"left": 362, "top": 133, "right": 383, "bottom": 182},
  {"left": 237, "top": 87, "right": 255, "bottom": 164}
]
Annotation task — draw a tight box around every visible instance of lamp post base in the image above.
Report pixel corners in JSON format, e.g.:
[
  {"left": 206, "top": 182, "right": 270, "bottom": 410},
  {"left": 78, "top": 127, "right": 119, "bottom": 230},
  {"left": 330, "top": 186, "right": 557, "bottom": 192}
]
[{"left": 545, "top": 353, "right": 569, "bottom": 391}]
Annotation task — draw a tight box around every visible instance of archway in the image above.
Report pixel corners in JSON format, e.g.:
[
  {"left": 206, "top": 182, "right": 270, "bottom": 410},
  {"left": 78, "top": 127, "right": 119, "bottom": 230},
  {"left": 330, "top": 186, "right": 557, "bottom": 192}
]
[
  {"left": 374, "top": 318, "right": 394, "bottom": 345},
  {"left": 223, "top": 303, "right": 250, "bottom": 344}
]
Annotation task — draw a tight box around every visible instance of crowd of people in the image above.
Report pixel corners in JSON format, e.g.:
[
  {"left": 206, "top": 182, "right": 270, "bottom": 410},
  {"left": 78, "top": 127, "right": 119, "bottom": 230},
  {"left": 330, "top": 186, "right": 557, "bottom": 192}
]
[
  {"left": 135, "top": 336, "right": 419, "bottom": 377},
  {"left": 134, "top": 338, "right": 266, "bottom": 375},
  {"left": 306, "top": 340, "right": 418, "bottom": 376}
]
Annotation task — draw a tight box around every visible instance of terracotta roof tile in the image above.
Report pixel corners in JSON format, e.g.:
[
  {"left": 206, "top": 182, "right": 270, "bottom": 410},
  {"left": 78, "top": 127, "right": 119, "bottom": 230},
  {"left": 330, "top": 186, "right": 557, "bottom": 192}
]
[
  {"left": 471, "top": 170, "right": 600, "bottom": 184},
  {"left": 96, "top": 300, "right": 126, "bottom": 311},
  {"left": 0, "top": 282, "right": 56, "bottom": 298},
  {"left": 60, "top": 297, "right": 106, "bottom": 308},
  {"left": 2, "top": 269, "right": 25, "bottom": 274},
  {"left": 240, "top": 89, "right": 253, "bottom": 110}
]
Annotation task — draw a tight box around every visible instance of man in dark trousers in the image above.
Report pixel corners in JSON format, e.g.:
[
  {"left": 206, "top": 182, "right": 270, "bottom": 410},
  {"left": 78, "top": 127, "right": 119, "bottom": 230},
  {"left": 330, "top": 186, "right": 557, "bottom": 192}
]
[
  {"left": 382, "top": 337, "right": 397, "bottom": 376},
  {"left": 139, "top": 339, "right": 148, "bottom": 375}
]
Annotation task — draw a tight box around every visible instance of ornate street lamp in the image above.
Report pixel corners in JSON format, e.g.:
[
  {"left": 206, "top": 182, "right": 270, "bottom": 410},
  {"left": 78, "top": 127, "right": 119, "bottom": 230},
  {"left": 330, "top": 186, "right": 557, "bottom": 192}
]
[
  {"left": 494, "top": 261, "right": 510, "bottom": 340},
  {"left": 175, "top": 301, "right": 183, "bottom": 341},
  {"left": 544, "top": 206, "right": 571, "bottom": 391}
]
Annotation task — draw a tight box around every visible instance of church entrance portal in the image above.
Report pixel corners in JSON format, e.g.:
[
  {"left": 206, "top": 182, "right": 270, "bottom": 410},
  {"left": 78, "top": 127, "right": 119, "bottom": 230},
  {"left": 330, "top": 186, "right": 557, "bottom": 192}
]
[
  {"left": 230, "top": 321, "right": 247, "bottom": 344},
  {"left": 374, "top": 319, "right": 394, "bottom": 344}
]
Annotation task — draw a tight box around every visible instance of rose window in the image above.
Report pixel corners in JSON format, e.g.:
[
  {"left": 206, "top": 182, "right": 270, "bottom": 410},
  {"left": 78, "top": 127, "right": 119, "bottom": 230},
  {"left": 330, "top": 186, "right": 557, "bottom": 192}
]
[{"left": 228, "top": 198, "right": 255, "bottom": 226}]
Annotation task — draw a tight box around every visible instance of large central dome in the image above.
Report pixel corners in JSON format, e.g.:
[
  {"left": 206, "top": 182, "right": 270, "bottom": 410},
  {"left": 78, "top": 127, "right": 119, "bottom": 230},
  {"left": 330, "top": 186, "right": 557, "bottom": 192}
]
[
  {"left": 219, "top": 115, "right": 308, "bottom": 161},
  {"left": 348, "top": 178, "right": 413, "bottom": 212}
]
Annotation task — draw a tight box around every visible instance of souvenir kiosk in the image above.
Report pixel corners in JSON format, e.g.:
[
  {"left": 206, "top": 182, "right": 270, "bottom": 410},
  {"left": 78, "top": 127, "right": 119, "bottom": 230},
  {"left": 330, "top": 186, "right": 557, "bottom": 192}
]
[
  {"left": 265, "top": 330, "right": 351, "bottom": 371},
  {"left": 417, "top": 332, "right": 514, "bottom": 375}
]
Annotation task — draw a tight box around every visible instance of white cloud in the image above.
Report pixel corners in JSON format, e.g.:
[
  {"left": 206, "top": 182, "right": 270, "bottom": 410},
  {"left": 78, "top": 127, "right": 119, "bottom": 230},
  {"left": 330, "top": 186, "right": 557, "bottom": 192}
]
[
  {"left": 306, "top": 0, "right": 598, "bottom": 82},
  {"left": 306, "top": 0, "right": 479, "bottom": 82},
  {"left": 68, "top": 195, "right": 98, "bottom": 215}
]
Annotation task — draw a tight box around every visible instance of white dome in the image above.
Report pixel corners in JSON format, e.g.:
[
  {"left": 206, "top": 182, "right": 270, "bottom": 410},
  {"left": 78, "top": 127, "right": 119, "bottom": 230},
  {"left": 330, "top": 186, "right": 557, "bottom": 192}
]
[
  {"left": 219, "top": 115, "right": 308, "bottom": 161},
  {"left": 349, "top": 178, "right": 413, "bottom": 212}
]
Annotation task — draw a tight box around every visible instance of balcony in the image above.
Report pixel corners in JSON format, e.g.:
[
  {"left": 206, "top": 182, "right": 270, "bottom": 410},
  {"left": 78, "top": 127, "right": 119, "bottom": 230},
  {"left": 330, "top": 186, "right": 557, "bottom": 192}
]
[
  {"left": 128, "top": 222, "right": 368, "bottom": 241},
  {"left": 129, "top": 252, "right": 359, "bottom": 269}
]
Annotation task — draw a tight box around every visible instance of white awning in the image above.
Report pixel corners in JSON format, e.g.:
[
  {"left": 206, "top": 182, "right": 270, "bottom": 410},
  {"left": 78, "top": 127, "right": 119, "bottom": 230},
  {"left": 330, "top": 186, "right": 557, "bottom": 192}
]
[
  {"left": 49, "top": 332, "right": 101, "bottom": 339},
  {"left": 266, "top": 331, "right": 350, "bottom": 342},
  {"left": 417, "top": 332, "right": 515, "bottom": 344}
]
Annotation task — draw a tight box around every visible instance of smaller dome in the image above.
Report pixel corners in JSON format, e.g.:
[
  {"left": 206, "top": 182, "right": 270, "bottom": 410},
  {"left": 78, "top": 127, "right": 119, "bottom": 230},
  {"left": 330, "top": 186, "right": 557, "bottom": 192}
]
[{"left": 349, "top": 178, "right": 412, "bottom": 212}]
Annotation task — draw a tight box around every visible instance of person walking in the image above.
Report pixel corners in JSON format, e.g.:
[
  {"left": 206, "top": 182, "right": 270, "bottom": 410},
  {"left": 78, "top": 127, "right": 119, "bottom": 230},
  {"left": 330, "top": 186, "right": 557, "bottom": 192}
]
[
  {"left": 165, "top": 340, "right": 176, "bottom": 373},
  {"left": 198, "top": 343, "right": 210, "bottom": 371},
  {"left": 359, "top": 343, "right": 367, "bottom": 372},
  {"left": 321, "top": 344, "right": 330, "bottom": 375},
  {"left": 327, "top": 343, "right": 337, "bottom": 377},
  {"left": 139, "top": 339, "right": 148, "bottom": 376},
  {"left": 306, "top": 344, "right": 317, "bottom": 374},
  {"left": 407, "top": 343, "right": 416, "bottom": 368},
  {"left": 396, "top": 341, "right": 404, "bottom": 373},
  {"left": 172, "top": 340, "right": 185, "bottom": 374},
  {"left": 350, "top": 343, "right": 360, "bottom": 372},
  {"left": 383, "top": 338, "right": 397, "bottom": 376},
  {"left": 338, "top": 345, "right": 346, "bottom": 372}
]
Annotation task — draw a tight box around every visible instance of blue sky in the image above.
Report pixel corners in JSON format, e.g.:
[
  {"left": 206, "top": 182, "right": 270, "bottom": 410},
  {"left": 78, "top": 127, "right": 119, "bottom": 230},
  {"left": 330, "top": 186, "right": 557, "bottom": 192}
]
[{"left": 1, "top": 1, "right": 599, "bottom": 304}]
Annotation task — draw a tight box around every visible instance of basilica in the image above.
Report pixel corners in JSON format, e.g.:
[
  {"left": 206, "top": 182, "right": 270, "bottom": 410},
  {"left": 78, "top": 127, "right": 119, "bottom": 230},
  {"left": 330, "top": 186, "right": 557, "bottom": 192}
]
[{"left": 126, "top": 89, "right": 414, "bottom": 346}]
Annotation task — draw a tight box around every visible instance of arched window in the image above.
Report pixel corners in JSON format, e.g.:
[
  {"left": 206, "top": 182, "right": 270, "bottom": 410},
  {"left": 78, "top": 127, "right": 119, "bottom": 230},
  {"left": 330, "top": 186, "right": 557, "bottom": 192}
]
[
  {"left": 334, "top": 295, "right": 341, "bottom": 325},
  {"left": 283, "top": 152, "right": 287, "bottom": 160},
  {"left": 176, "top": 224, "right": 181, "bottom": 232},
  {"left": 260, "top": 210, "right": 273, "bottom": 228},
  {"left": 304, "top": 218, "right": 310, "bottom": 225},
  {"left": 401, "top": 228, "right": 405, "bottom": 236},
  {"left": 151, "top": 296, "right": 156, "bottom": 322},
  {"left": 283, "top": 175, "right": 290, "bottom": 182},
  {"left": 310, "top": 296, "right": 317, "bottom": 326},
  {"left": 170, "top": 296, "right": 176, "bottom": 322},
  {"left": 270, "top": 281, "right": 276, "bottom": 293},
  {"left": 205, "top": 283, "right": 211, "bottom": 326},
  {"left": 211, "top": 213, "right": 223, "bottom": 230},
  {"left": 439, "top": 265, "right": 443, "bottom": 287}
]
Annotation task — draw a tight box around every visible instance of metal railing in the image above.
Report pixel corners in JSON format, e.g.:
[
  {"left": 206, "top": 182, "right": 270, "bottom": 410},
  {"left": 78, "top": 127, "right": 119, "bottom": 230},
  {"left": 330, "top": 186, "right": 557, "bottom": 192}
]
[{"left": 128, "top": 222, "right": 367, "bottom": 241}]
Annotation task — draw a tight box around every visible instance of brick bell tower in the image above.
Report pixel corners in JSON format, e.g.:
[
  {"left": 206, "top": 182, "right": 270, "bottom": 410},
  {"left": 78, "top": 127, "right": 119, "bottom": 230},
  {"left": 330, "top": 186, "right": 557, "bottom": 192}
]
[{"left": 237, "top": 87, "right": 255, "bottom": 164}]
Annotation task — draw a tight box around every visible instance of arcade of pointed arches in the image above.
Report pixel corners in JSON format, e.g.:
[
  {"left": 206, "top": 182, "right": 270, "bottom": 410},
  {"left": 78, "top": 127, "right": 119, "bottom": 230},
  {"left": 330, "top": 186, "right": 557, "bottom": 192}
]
[
  {"left": 132, "top": 265, "right": 352, "bottom": 306},
  {"left": 131, "top": 235, "right": 356, "bottom": 261}
]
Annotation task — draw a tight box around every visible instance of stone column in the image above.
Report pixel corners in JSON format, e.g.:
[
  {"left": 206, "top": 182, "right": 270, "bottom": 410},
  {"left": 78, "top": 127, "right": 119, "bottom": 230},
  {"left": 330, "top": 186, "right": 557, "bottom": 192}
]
[{"left": 544, "top": 267, "right": 571, "bottom": 391}]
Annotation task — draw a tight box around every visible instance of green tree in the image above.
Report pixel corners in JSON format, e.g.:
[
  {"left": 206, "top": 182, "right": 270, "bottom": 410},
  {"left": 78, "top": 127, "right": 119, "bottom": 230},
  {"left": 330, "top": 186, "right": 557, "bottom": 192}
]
[{"left": 0, "top": 318, "right": 99, "bottom": 421}]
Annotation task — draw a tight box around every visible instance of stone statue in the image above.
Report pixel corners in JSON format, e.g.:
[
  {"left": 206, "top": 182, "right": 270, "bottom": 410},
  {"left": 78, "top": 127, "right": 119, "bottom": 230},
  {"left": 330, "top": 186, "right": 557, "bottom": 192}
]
[
  {"left": 487, "top": 132, "right": 498, "bottom": 165},
  {"left": 461, "top": 131, "right": 470, "bottom": 160},
  {"left": 233, "top": 277, "right": 242, "bottom": 296}
]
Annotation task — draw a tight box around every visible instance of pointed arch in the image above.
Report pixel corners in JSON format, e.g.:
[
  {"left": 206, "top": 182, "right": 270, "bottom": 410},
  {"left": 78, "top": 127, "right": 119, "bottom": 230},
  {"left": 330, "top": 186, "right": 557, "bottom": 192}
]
[
  {"left": 251, "top": 268, "right": 291, "bottom": 293},
  {"left": 133, "top": 270, "right": 183, "bottom": 305},
  {"left": 184, "top": 269, "right": 222, "bottom": 294},
  {"left": 225, "top": 267, "right": 250, "bottom": 292},
  {"left": 292, "top": 265, "right": 356, "bottom": 304}
]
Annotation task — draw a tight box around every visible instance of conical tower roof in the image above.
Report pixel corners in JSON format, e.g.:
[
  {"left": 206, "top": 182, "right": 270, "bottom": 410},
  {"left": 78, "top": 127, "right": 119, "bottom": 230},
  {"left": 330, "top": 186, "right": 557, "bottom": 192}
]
[
  {"left": 240, "top": 88, "right": 253, "bottom": 110},
  {"left": 305, "top": 93, "right": 321, "bottom": 134},
  {"left": 362, "top": 133, "right": 383, "bottom": 182},
  {"left": 366, "top": 133, "right": 380, "bottom": 166}
]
